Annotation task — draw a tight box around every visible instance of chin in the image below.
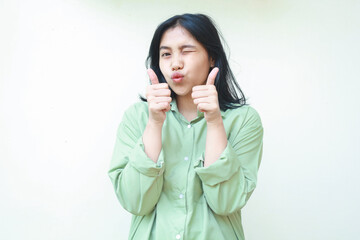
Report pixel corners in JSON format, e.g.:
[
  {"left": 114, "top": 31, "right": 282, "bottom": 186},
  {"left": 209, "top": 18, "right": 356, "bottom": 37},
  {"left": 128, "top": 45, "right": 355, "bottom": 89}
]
[{"left": 173, "top": 89, "right": 190, "bottom": 97}]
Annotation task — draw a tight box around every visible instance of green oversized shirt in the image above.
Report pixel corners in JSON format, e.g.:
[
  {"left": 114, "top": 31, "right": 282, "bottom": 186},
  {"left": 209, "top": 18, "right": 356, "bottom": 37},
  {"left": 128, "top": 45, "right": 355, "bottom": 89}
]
[{"left": 108, "top": 100, "right": 263, "bottom": 240}]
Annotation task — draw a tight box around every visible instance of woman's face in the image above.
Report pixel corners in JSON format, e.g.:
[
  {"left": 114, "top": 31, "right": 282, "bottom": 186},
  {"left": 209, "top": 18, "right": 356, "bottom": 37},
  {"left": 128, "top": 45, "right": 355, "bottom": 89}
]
[{"left": 159, "top": 26, "right": 214, "bottom": 98}]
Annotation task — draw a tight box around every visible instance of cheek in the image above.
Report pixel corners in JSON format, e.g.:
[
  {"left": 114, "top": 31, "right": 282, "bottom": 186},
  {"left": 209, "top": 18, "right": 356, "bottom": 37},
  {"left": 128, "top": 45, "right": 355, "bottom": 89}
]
[
  {"left": 193, "top": 59, "right": 210, "bottom": 79},
  {"left": 159, "top": 63, "right": 166, "bottom": 75},
  {"left": 158, "top": 64, "right": 171, "bottom": 84},
  {"left": 193, "top": 55, "right": 210, "bottom": 69}
]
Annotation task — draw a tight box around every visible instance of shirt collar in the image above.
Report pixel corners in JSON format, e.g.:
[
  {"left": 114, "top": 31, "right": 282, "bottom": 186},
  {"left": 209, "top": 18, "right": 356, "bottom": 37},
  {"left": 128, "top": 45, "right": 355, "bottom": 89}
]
[{"left": 170, "top": 99, "right": 226, "bottom": 118}]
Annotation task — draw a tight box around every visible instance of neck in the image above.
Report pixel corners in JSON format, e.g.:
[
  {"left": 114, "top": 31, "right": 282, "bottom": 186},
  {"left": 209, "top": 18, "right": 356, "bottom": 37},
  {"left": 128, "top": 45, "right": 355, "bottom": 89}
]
[{"left": 176, "top": 94, "right": 198, "bottom": 122}]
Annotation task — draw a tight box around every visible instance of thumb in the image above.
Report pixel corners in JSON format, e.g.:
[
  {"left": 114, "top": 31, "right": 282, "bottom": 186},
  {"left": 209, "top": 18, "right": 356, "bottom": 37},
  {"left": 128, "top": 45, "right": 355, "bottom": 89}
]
[
  {"left": 147, "top": 68, "right": 159, "bottom": 85},
  {"left": 206, "top": 67, "right": 219, "bottom": 85}
]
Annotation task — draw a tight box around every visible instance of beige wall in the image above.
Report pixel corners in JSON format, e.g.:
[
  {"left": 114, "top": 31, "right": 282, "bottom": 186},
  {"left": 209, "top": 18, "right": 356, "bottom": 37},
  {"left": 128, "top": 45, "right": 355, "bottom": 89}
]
[{"left": 1, "top": 0, "right": 359, "bottom": 239}]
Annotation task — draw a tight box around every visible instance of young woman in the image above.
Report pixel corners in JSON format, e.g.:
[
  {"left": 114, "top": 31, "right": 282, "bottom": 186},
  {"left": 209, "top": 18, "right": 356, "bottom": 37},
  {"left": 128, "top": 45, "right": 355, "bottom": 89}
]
[{"left": 109, "top": 13, "right": 263, "bottom": 240}]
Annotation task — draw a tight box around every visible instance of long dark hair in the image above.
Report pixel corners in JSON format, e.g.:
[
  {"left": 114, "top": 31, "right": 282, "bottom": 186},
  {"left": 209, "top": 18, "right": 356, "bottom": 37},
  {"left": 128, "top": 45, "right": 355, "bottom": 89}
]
[{"left": 143, "top": 13, "right": 246, "bottom": 111}]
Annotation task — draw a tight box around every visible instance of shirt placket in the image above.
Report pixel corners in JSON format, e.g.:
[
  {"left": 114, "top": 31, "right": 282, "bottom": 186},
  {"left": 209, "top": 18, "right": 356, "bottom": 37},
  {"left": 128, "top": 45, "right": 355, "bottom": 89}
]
[{"left": 174, "top": 114, "right": 197, "bottom": 240}]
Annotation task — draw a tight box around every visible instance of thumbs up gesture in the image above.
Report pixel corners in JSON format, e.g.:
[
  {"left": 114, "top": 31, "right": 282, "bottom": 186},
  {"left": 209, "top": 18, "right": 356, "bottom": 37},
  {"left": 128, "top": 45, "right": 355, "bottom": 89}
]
[
  {"left": 191, "top": 67, "right": 221, "bottom": 124},
  {"left": 146, "top": 68, "right": 172, "bottom": 125}
]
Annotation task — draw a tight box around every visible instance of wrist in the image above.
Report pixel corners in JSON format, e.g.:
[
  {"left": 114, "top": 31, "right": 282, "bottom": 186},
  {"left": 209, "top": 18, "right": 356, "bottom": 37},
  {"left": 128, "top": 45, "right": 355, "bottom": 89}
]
[
  {"left": 147, "top": 119, "right": 164, "bottom": 129},
  {"left": 206, "top": 115, "right": 223, "bottom": 127}
]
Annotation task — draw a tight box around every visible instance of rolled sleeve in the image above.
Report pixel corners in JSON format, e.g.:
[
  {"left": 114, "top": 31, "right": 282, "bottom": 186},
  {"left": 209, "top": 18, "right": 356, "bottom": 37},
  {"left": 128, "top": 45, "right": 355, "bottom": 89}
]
[
  {"left": 194, "top": 142, "right": 240, "bottom": 186},
  {"left": 192, "top": 106, "right": 263, "bottom": 216},
  {"left": 128, "top": 137, "right": 165, "bottom": 177},
  {"left": 108, "top": 103, "right": 165, "bottom": 216}
]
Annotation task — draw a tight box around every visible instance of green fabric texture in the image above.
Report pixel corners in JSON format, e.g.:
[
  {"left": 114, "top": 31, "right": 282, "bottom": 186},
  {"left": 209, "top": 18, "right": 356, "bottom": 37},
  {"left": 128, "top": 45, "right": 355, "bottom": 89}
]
[{"left": 108, "top": 100, "right": 263, "bottom": 240}]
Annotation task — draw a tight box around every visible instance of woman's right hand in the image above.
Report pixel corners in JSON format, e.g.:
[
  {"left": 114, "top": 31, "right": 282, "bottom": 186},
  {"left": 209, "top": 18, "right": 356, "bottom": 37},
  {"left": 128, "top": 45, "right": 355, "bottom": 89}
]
[{"left": 146, "top": 68, "right": 172, "bottom": 125}]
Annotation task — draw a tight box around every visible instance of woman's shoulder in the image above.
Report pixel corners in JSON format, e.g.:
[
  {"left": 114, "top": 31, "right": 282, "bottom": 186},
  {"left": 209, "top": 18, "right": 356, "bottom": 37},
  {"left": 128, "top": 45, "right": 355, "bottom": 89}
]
[
  {"left": 120, "top": 101, "right": 149, "bottom": 125},
  {"left": 124, "top": 101, "right": 149, "bottom": 115},
  {"left": 223, "top": 105, "right": 262, "bottom": 127},
  {"left": 224, "top": 105, "right": 260, "bottom": 118}
]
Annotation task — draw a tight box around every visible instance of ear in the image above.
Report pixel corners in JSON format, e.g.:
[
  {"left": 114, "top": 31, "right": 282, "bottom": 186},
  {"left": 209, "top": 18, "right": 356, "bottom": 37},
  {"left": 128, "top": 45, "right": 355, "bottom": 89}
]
[{"left": 210, "top": 57, "right": 215, "bottom": 67}]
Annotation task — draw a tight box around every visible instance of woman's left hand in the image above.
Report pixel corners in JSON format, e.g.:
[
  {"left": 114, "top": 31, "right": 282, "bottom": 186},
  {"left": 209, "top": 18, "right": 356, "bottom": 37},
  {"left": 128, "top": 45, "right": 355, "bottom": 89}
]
[{"left": 192, "top": 67, "right": 222, "bottom": 124}]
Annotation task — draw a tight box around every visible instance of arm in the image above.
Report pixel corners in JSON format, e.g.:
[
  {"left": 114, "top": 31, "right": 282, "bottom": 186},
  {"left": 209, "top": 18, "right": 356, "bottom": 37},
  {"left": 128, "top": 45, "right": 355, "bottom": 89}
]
[
  {"left": 143, "top": 68, "right": 171, "bottom": 162},
  {"left": 108, "top": 105, "right": 165, "bottom": 216},
  {"left": 192, "top": 67, "right": 227, "bottom": 167},
  {"left": 204, "top": 118, "right": 227, "bottom": 167},
  {"left": 195, "top": 107, "right": 264, "bottom": 216},
  {"left": 108, "top": 69, "right": 171, "bottom": 216}
]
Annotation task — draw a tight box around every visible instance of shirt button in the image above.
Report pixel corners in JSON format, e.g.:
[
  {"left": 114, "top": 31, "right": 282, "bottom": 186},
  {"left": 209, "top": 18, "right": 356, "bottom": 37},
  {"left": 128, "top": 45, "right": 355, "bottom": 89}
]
[
  {"left": 187, "top": 124, "right": 191, "bottom": 128},
  {"left": 184, "top": 156, "right": 189, "bottom": 161},
  {"left": 176, "top": 234, "right": 181, "bottom": 239},
  {"left": 179, "top": 193, "right": 184, "bottom": 199}
]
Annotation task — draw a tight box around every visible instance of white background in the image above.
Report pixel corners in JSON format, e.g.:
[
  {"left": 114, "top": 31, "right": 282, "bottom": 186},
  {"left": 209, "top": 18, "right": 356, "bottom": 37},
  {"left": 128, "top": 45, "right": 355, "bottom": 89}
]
[{"left": 1, "top": 0, "right": 359, "bottom": 239}]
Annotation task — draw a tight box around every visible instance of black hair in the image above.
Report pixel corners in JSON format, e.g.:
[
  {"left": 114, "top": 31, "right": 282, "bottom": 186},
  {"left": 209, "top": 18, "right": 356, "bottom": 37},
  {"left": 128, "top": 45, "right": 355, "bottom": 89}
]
[{"left": 142, "top": 13, "right": 246, "bottom": 111}]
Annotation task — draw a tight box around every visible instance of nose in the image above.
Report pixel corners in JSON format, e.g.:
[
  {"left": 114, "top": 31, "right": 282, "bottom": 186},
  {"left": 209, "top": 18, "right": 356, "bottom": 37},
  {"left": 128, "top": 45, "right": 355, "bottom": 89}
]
[{"left": 171, "top": 54, "right": 183, "bottom": 71}]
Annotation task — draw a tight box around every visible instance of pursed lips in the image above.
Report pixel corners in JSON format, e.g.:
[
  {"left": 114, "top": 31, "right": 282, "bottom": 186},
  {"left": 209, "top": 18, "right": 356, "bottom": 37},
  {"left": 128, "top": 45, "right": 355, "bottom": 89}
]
[{"left": 171, "top": 72, "right": 184, "bottom": 83}]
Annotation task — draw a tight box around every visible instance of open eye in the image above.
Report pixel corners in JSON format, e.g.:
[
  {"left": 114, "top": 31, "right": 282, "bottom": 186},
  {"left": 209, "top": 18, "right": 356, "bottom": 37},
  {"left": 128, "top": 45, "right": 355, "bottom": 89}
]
[{"left": 161, "top": 52, "right": 171, "bottom": 57}]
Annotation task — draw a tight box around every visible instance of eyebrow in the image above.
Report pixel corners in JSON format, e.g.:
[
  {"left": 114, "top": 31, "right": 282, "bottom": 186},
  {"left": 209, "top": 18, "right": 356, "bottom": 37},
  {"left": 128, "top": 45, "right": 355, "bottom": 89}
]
[{"left": 159, "top": 45, "right": 196, "bottom": 50}]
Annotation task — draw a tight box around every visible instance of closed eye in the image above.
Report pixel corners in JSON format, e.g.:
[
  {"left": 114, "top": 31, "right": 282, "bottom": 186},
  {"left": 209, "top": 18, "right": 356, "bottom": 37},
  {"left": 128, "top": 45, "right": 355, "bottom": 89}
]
[{"left": 182, "top": 50, "right": 195, "bottom": 54}]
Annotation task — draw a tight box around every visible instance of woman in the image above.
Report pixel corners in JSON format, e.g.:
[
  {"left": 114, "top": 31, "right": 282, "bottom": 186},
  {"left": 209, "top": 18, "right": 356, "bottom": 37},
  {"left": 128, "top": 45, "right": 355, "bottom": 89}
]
[{"left": 109, "top": 13, "right": 263, "bottom": 240}]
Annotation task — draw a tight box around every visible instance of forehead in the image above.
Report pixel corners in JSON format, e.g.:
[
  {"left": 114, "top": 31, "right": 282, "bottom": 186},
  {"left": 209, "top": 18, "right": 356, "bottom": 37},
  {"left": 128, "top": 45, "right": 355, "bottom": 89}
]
[{"left": 160, "top": 26, "right": 198, "bottom": 46}]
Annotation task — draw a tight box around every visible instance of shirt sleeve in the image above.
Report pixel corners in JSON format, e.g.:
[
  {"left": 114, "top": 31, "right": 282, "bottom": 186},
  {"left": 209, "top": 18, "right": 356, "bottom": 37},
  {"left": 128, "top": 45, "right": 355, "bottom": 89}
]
[
  {"left": 108, "top": 104, "right": 165, "bottom": 216},
  {"left": 194, "top": 107, "right": 263, "bottom": 216}
]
